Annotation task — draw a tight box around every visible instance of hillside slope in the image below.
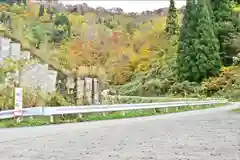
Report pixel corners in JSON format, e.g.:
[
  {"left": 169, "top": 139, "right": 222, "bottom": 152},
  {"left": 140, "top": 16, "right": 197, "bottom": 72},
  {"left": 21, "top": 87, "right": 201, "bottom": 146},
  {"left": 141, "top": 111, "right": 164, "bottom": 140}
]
[{"left": 0, "top": 1, "right": 239, "bottom": 102}]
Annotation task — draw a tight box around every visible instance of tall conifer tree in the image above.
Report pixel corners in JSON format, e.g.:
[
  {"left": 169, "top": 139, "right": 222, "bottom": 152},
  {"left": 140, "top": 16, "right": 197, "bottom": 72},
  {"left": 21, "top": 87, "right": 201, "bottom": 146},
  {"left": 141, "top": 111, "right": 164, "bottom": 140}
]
[
  {"left": 177, "top": 0, "right": 221, "bottom": 82},
  {"left": 165, "top": 0, "right": 179, "bottom": 37},
  {"left": 211, "top": 0, "right": 237, "bottom": 65},
  {"left": 38, "top": 4, "right": 45, "bottom": 17}
]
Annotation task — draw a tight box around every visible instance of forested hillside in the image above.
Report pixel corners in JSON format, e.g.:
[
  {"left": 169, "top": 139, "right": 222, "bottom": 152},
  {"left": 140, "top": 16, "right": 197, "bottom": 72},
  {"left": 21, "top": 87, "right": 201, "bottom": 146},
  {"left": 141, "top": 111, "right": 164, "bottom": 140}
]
[{"left": 0, "top": 0, "right": 240, "bottom": 102}]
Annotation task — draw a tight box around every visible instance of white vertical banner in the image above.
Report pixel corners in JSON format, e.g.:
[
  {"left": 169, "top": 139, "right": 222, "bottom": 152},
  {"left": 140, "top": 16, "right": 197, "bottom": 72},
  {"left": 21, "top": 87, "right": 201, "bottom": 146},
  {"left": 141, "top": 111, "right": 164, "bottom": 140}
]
[
  {"left": 14, "top": 87, "right": 23, "bottom": 117},
  {"left": 0, "top": 58, "right": 5, "bottom": 70}
]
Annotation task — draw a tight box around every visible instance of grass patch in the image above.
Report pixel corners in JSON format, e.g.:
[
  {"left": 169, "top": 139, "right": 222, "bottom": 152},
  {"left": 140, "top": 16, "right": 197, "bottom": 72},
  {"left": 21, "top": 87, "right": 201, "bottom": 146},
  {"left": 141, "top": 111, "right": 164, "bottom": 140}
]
[
  {"left": 102, "top": 96, "right": 215, "bottom": 104},
  {"left": 0, "top": 103, "right": 227, "bottom": 128},
  {"left": 232, "top": 108, "right": 240, "bottom": 112}
]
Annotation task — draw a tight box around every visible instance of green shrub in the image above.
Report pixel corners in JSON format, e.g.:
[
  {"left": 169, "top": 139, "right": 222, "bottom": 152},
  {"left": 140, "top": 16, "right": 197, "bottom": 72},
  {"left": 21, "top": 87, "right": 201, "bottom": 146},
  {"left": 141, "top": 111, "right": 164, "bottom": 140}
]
[
  {"left": 0, "top": 86, "right": 73, "bottom": 110},
  {"left": 45, "top": 92, "right": 73, "bottom": 106}
]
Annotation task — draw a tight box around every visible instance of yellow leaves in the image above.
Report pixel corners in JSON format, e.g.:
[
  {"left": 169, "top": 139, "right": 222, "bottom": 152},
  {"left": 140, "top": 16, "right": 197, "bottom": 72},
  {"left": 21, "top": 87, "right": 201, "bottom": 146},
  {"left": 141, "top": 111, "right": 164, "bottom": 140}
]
[
  {"left": 233, "top": 7, "right": 240, "bottom": 12},
  {"left": 9, "top": 3, "right": 25, "bottom": 15},
  {"left": 233, "top": 4, "right": 240, "bottom": 13},
  {"left": 129, "top": 42, "right": 151, "bottom": 72},
  {"left": 203, "top": 66, "right": 240, "bottom": 92},
  {"left": 39, "top": 8, "right": 51, "bottom": 23},
  {"left": 204, "top": 76, "right": 226, "bottom": 91},
  {"left": 68, "top": 13, "right": 84, "bottom": 35},
  {"left": 76, "top": 65, "right": 107, "bottom": 80},
  {"left": 84, "top": 12, "right": 97, "bottom": 24},
  {"left": 0, "top": 4, "right": 9, "bottom": 12},
  {"left": 68, "top": 14, "right": 84, "bottom": 26},
  {"left": 140, "top": 44, "right": 150, "bottom": 56},
  {"left": 129, "top": 18, "right": 175, "bottom": 73},
  {"left": 221, "top": 66, "right": 237, "bottom": 73},
  {"left": 100, "top": 42, "right": 135, "bottom": 85},
  {"left": 151, "top": 17, "right": 166, "bottom": 34},
  {"left": 23, "top": 11, "right": 29, "bottom": 18},
  {"left": 106, "top": 60, "right": 132, "bottom": 85},
  {"left": 26, "top": 3, "right": 40, "bottom": 19},
  {"left": 135, "top": 17, "right": 166, "bottom": 40},
  {"left": 132, "top": 28, "right": 145, "bottom": 41},
  {"left": 131, "top": 17, "right": 169, "bottom": 64},
  {"left": 59, "top": 39, "right": 106, "bottom": 69},
  {"left": 10, "top": 14, "right": 25, "bottom": 40},
  {"left": 136, "top": 61, "right": 149, "bottom": 72},
  {"left": 0, "top": 23, "right": 7, "bottom": 32},
  {"left": 130, "top": 54, "right": 139, "bottom": 65}
]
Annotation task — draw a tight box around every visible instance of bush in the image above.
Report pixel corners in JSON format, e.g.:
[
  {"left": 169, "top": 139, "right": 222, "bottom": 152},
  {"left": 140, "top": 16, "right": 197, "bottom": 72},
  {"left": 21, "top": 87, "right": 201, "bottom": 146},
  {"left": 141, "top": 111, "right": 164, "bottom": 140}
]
[
  {"left": 202, "top": 67, "right": 240, "bottom": 96},
  {"left": 0, "top": 86, "right": 73, "bottom": 110},
  {"left": 216, "top": 87, "right": 240, "bottom": 101},
  {"left": 0, "top": 86, "right": 14, "bottom": 110},
  {"left": 45, "top": 92, "right": 73, "bottom": 106},
  {"left": 168, "top": 81, "right": 205, "bottom": 97}
]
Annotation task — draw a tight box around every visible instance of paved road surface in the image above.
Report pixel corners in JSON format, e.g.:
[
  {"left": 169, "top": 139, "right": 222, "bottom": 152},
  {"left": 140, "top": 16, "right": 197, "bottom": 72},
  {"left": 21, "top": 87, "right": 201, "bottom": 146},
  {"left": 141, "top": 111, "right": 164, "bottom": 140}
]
[{"left": 0, "top": 104, "right": 240, "bottom": 160}]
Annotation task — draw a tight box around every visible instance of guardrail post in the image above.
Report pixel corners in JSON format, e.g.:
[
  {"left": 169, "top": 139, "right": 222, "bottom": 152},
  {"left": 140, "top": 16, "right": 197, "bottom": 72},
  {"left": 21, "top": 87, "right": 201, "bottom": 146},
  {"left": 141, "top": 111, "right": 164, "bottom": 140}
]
[
  {"left": 165, "top": 108, "right": 168, "bottom": 113},
  {"left": 121, "top": 111, "right": 126, "bottom": 116},
  {"left": 78, "top": 113, "right": 82, "bottom": 118},
  {"left": 153, "top": 108, "right": 156, "bottom": 114},
  {"left": 50, "top": 115, "right": 54, "bottom": 123},
  {"left": 41, "top": 106, "right": 44, "bottom": 115},
  {"left": 16, "top": 116, "right": 23, "bottom": 123},
  {"left": 176, "top": 107, "right": 179, "bottom": 112}
]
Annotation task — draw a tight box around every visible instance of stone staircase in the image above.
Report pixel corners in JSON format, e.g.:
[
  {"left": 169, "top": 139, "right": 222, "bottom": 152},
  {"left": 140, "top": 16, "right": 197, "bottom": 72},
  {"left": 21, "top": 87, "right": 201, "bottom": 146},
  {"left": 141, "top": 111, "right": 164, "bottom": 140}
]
[{"left": 0, "top": 36, "right": 58, "bottom": 93}]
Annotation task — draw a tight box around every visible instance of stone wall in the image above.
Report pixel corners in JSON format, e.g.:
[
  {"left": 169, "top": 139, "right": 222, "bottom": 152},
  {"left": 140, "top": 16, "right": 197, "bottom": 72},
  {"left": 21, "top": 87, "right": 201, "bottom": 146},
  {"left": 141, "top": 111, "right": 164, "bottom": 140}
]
[{"left": 0, "top": 36, "right": 58, "bottom": 93}]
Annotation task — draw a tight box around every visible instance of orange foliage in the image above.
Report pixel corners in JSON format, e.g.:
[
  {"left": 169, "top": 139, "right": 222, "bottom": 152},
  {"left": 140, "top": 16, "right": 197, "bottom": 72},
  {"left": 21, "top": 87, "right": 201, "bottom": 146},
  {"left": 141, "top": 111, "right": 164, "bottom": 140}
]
[
  {"left": 112, "top": 31, "right": 120, "bottom": 43},
  {"left": 66, "top": 39, "right": 106, "bottom": 69},
  {"left": 68, "top": 39, "right": 84, "bottom": 55},
  {"left": 56, "top": 16, "right": 170, "bottom": 84},
  {"left": 63, "top": 31, "right": 133, "bottom": 84},
  {"left": 203, "top": 66, "right": 240, "bottom": 92},
  {"left": 0, "top": 4, "right": 9, "bottom": 12}
]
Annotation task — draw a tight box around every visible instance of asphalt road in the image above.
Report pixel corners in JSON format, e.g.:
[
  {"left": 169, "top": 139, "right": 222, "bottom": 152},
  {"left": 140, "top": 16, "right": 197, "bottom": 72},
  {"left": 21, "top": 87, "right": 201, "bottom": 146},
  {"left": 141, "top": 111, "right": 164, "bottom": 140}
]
[{"left": 0, "top": 104, "right": 240, "bottom": 160}]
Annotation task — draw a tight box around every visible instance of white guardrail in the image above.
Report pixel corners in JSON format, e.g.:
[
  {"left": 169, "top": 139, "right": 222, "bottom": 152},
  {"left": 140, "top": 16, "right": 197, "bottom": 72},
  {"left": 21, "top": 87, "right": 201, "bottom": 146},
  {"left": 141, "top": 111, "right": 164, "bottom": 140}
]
[{"left": 0, "top": 99, "right": 228, "bottom": 122}]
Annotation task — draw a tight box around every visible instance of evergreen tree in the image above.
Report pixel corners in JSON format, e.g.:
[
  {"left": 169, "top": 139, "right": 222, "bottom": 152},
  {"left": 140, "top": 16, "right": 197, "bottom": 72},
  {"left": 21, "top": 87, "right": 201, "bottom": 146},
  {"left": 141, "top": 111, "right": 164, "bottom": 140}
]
[
  {"left": 176, "top": 0, "right": 197, "bottom": 81},
  {"left": 22, "top": 0, "right": 27, "bottom": 5},
  {"left": 0, "top": 69, "right": 5, "bottom": 84},
  {"left": 38, "top": 4, "right": 44, "bottom": 17},
  {"left": 211, "top": 0, "right": 237, "bottom": 66},
  {"left": 235, "top": 0, "right": 240, "bottom": 4},
  {"left": 165, "top": 0, "right": 179, "bottom": 37},
  {"left": 46, "top": 5, "right": 54, "bottom": 19},
  {"left": 51, "top": 14, "right": 71, "bottom": 42},
  {"left": 177, "top": 0, "right": 221, "bottom": 82}
]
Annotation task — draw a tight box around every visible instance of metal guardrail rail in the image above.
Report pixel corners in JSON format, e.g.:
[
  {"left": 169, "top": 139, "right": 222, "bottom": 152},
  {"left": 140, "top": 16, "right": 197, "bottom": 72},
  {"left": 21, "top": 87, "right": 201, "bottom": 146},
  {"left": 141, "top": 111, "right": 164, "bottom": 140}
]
[
  {"left": 0, "top": 99, "right": 228, "bottom": 121},
  {"left": 104, "top": 95, "right": 200, "bottom": 100}
]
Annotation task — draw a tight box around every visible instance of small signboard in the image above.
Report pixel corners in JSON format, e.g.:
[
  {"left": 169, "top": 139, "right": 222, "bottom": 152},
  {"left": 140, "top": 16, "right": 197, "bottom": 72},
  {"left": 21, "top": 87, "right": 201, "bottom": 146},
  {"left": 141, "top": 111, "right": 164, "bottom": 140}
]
[
  {"left": 14, "top": 87, "right": 23, "bottom": 117},
  {"left": 0, "top": 57, "right": 4, "bottom": 68}
]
